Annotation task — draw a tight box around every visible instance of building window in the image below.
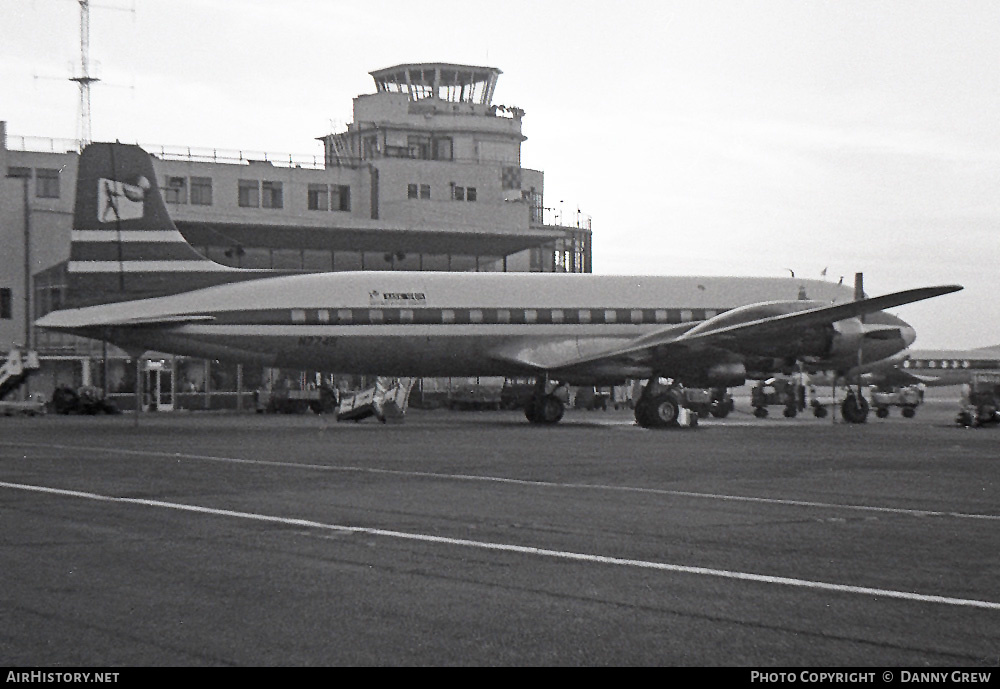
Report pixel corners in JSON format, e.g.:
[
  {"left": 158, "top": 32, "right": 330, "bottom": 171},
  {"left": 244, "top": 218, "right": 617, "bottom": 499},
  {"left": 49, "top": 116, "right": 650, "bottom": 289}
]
[
  {"left": 262, "top": 181, "right": 283, "bottom": 209},
  {"left": 407, "top": 184, "right": 418, "bottom": 199},
  {"left": 308, "top": 184, "right": 329, "bottom": 210},
  {"left": 0, "top": 288, "right": 10, "bottom": 319},
  {"left": 190, "top": 177, "right": 212, "bottom": 205},
  {"left": 7, "top": 166, "right": 30, "bottom": 179},
  {"left": 238, "top": 180, "right": 259, "bottom": 207},
  {"left": 466, "top": 187, "right": 477, "bottom": 202},
  {"left": 35, "top": 168, "right": 60, "bottom": 198},
  {"left": 331, "top": 185, "right": 351, "bottom": 211},
  {"left": 164, "top": 176, "right": 187, "bottom": 204},
  {"left": 420, "top": 184, "right": 430, "bottom": 199},
  {"left": 407, "top": 136, "right": 430, "bottom": 159},
  {"left": 453, "top": 186, "right": 465, "bottom": 201},
  {"left": 433, "top": 137, "right": 453, "bottom": 161}
]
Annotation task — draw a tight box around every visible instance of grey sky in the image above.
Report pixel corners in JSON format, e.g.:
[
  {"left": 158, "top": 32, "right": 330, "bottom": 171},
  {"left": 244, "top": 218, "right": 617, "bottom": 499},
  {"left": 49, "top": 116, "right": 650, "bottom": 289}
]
[{"left": 3, "top": 0, "right": 997, "bottom": 348}]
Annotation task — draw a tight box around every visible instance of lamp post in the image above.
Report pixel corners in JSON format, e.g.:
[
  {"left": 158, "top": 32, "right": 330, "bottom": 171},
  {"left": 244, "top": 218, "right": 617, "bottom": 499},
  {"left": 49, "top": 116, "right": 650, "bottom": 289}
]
[{"left": 5, "top": 170, "right": 31, "bottom": 399}]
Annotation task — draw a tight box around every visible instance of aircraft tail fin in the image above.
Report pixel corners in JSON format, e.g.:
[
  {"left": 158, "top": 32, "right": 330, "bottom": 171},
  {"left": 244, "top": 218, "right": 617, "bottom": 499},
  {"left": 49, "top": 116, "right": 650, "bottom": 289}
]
[{"left": 66, "top": 142, "right": 243, "bottom": 307}]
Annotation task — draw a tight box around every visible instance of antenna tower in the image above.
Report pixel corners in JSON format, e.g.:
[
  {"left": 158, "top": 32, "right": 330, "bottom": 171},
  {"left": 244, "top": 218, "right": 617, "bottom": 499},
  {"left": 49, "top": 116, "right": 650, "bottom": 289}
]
[{"left": 69, "top": 0, "right": 99, "bottom": 146}]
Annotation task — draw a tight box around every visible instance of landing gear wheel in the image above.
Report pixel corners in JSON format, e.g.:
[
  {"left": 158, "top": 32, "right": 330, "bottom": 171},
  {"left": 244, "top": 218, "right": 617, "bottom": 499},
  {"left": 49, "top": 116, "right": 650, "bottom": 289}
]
[
  {"left": 753, "top": 407, "right": 768, "bottom": 419},
  {"left": 710, "top": 401, "right": 732, "bottom": 418},
  {"left": 813, "top": 405, "right": 828, "bottom": 418},
  {"left": 527, "top": 395, "right": 564, "bottom": 424},
  {"left": 637, "top": 393, "right": 680, "bottom": 428},
  {"left": 783, "top": 406, "right": 797, "bottom": 418},
  {"left": 524, "top": 402, "right": 538, "bottom": 423},
  {"left": 875, "top": 407, "right": 890, "bottom": 419},
  {"left": 901, "top": 407, "right": 916, "bottom": 419},
  {"left": 635, "top": 392, "right": 681, "bottom": 429},
  {"left": 841, "top": 394, "right": 869, "bottom": 424}
]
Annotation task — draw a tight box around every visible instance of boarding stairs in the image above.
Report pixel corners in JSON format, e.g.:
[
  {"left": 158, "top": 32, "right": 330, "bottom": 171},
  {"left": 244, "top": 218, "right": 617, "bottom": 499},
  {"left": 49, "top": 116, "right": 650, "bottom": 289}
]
[
  {"left": 336, "top": 377, "right": 416, "bottom": 423},
  {"left": 0, "top": 347, "right": 41, "bottom": 401}
]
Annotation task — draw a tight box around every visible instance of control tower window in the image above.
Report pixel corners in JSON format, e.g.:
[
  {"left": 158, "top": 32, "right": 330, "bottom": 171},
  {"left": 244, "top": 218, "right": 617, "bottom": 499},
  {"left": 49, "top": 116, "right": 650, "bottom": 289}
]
[
  {"left": 433, "top": 138, "right": 453, "bottom": 161},
  {"left": 408, "top": 136, "right": 430, "bottom": 160}
]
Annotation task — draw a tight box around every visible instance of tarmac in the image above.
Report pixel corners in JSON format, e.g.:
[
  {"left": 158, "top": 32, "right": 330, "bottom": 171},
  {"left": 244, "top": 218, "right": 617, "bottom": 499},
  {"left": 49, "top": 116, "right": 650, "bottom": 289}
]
[{"left": 1, "top": 398, "right": 997, "bottom": 666}]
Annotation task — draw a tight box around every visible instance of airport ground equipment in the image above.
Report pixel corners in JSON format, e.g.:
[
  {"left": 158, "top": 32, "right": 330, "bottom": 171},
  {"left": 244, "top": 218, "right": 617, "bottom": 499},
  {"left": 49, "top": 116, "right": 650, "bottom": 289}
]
[
  {"left": 0, "top": 348, "right": 41, "bottom": 401},
  {"left": 751, "top": 378, "right": 807, "bottom": 418},
  {"left": 686, "top": 386, "right": 734, "bottom": 418},
  {"left": 0, "top": 393, "right": 47, "bottom": 416},
  {"left": 574, "top": 386, "right": 612, "bottom": 410},
  {"left": 337, "top": 378, "right": 415, "bottom": 423},
  {"left": 445, "top": 377, "right": 503, "bottom": 410},
  {"left": 871, "top": 385, "right": 922, "bottom": 418},
  {"left": 956, "top": 374, "right": 1000, "bottom": 427},
  {"left": 256, "top": 385, "right": 338, "bottom": 414},
  {"left": 51, "top": 385, "right": 119, "bottom": 415}
]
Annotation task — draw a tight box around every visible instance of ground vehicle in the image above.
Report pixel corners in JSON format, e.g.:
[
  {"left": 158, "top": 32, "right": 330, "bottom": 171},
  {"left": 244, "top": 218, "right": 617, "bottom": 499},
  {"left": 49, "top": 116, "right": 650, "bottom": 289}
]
[
  {"left": 751, "top": 378, "right": 807, "bottom": 418},
  {"left": 871, "top": 385, "right": 922, "bottom": 418},
  {"left": 0, "top": 393, "right": 47, "bottom": 416},
  {"left": 51, "top": 385, "right": 119, "bottom": 415},
  {"left": 574, "top": 386, "right": 612, "bottom": 410},
  {"left": 686, "top": 387, "right": 734, "bottom": 418},
  {"left": 956, "top": 374, "right": 1000, "bottom": 427},
  {"left": 255, "top": 385, "right": 338, "bottom": 414}
]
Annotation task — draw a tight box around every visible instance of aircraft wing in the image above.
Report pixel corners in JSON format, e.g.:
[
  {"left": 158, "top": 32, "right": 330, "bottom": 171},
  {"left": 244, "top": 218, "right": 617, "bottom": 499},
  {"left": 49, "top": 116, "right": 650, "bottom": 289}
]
[{"left": 533, "top": 285, "right": 962, "bottom": 380}]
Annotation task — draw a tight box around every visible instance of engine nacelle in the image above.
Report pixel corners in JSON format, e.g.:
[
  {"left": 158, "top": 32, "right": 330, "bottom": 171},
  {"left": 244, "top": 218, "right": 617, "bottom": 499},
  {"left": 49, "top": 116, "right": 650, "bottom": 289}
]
[
  {"left": 705, "top": 362, "right": 747, "bottom": 387},
  {"left": 826, "top": 317, "right": 866, "bottom": 364},
  {"left": 679, "top": 361, "right": 747, "bottom": 388}
]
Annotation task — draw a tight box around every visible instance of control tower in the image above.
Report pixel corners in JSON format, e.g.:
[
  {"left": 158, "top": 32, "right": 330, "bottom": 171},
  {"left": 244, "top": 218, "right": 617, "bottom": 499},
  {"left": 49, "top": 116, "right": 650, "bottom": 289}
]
[
  {"left": 370, "top": 63, "right": 502, "bottom": 106},
  {"left": 321, "top": 62, "right": 526, "bottom": 168}
]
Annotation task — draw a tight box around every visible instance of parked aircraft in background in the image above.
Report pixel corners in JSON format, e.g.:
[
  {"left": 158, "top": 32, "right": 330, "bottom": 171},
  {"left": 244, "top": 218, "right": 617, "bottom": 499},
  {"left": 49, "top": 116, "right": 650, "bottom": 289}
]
[{"left": 36, "top": 143, "right": 962, "bottom": 428}]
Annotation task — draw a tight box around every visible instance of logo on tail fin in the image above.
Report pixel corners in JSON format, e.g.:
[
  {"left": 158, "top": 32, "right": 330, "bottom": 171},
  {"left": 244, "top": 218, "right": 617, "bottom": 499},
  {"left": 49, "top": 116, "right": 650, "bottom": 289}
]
[{"left": 98, "top": 176, "right": 149, "bottom": 223}]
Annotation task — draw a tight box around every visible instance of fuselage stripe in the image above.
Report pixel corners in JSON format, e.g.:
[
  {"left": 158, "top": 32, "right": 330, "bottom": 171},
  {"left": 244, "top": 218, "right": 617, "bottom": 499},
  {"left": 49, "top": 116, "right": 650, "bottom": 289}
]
[{"left": 195, "top": 307, "right": 731, "bottom": 327}]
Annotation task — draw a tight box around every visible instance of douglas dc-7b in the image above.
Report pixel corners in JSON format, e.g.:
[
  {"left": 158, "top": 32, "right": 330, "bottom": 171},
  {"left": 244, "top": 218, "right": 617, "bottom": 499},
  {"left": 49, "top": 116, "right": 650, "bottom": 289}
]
[{"left": 36, "top": 143, "right": 962, "bottom": 428}]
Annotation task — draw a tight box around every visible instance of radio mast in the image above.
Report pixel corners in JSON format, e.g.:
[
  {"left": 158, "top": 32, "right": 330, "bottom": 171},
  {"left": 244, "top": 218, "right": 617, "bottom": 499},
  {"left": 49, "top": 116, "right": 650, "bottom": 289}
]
[{"left": 69, "top": 0, "right": 99, "bottom": 145}]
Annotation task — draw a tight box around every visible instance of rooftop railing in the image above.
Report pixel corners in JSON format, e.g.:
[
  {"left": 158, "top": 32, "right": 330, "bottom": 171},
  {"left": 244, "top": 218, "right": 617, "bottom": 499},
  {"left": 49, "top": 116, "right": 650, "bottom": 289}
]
[{"left": 6, "top": 134, "right": 326, "bottom": 169}]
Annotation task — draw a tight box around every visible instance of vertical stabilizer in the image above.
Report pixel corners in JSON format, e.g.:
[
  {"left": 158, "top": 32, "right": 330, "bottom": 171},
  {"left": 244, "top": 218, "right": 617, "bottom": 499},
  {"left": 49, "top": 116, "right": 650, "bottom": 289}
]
[{"left": 67, "top": 143, "right": 240, "bottom": 307}]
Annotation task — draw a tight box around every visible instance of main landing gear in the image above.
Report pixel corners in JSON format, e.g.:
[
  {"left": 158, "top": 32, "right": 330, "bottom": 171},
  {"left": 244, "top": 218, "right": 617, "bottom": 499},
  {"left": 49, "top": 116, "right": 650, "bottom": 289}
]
[
  {"left": 525, "top": 378, "right": 567, "bottom": 424},
  {"left": 634, "top": 378, "right": 691, "bottom": 429}
]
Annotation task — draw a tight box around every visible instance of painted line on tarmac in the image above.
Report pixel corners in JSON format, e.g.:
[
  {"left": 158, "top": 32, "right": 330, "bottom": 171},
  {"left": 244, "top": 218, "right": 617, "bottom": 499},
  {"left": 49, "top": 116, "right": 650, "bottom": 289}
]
[
  {"left": 2, "top": 479, "right": 998, "bottom": 611},
  {"left": 3, "top": 441, "right": 998, "bottom": 522}
]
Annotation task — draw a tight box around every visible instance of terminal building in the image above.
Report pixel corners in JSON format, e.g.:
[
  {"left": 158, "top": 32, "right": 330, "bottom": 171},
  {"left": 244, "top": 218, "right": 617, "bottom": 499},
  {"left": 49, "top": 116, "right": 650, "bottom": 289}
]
[{"left": 0, "top": 63, "right": 592, "bottom": 410}]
